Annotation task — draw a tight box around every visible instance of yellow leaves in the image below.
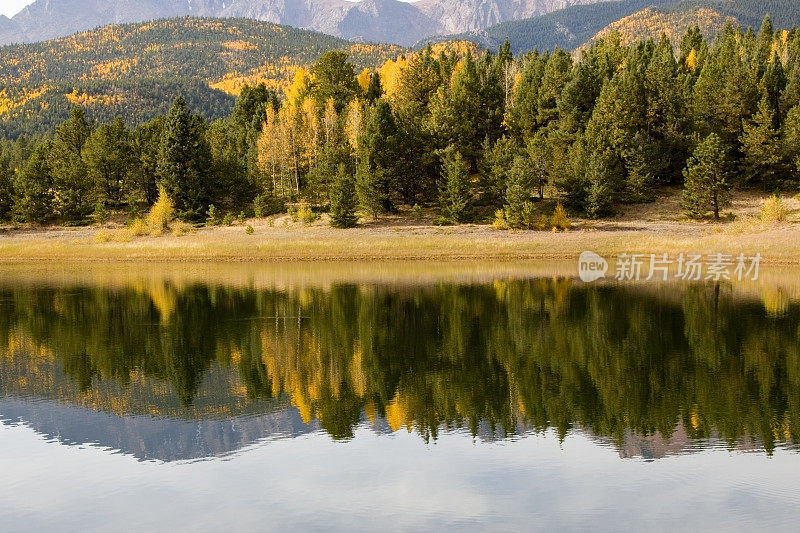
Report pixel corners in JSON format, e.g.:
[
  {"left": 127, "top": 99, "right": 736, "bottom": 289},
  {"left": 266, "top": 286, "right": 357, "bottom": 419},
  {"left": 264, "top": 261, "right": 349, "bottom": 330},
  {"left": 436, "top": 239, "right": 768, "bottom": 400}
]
[
  {"left": 65, "top": 89, "right": 123, "bottom": 107},
  {"left": 222, "top": 40, "right": 258, "bottom": 51},
  {"left": 357, "top": 67, "right": 372, "bottom": 94},
  {"left": 586, "top": 7, "right": 736, "bottom": 48},
  {"left": 285, "top": 67, "right": 312, "bottom": 106},
  {"left": 90, "top": 58, "right": 137, "bottom": 78},
  {"left": 379, "top": 56, "right": 408, "bottom": 102},
  {"left": 0, "top": 86, "right": 48, "bottom": 117},
  {"left": 686, "top": 48, "right": 699, "bottom": 71}
]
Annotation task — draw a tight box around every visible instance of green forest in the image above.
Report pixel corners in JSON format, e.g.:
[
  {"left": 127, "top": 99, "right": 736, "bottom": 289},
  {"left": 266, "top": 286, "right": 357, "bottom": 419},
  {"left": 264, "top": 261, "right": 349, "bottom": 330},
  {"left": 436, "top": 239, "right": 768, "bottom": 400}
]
[{"left": 2, "top": 17, "right": 800, "bottom": 228}]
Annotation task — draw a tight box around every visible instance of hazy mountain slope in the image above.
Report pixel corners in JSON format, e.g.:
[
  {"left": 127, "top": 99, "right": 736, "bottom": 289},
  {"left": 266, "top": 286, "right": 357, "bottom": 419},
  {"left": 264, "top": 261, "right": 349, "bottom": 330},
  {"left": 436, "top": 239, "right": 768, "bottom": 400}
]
[
  {"left": 0, "top": 17, "right": 402, "bottom": 138},
  {"left": 585, "top": 6, "right": 735, "bottom": 47},
  {"left": 582, "top": 1, "right": 800, "bottom": 50},
  {"left": 0, "top": 0, "right": 617, "bottom": 46},
  {"left": 417, "top": 0, "right": 680, "bottom": 53}
]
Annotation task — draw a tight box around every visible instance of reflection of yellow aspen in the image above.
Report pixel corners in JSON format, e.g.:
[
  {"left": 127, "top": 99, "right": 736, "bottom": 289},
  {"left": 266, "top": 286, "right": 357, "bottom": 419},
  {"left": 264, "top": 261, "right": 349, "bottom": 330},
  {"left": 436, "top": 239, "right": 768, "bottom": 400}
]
[
  {"left": 350, "top": 342, "right": 367, "bottom": 397},
  {"left": 385, "top": 391, "right": 412, "bottom": 433},
  {"left": 364, "top": 400, "right": 377, "bottom": 424},
  {"left": 690, "top": 405, "right": 701, "bottom": 431},
  {"left": 292, "top": 390, "right": 313, "bottom": 424}
]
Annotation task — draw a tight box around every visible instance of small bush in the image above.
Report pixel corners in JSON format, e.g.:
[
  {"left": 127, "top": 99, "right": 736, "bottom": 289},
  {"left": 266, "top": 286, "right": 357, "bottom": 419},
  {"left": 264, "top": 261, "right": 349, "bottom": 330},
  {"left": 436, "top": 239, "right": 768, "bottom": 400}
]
[
  {"left": 492, "top": 209, "right": 509, "bottom": 230},
  {"left": 237, "top": 212, "right": 247, "bottom": 225},
  {"left": 206, "top": 204, "right": 221, "bottom": 226},
  {"left": 146, "top": 190, "right": 175, "bottom": 236},
  {"left": 411, "top": 204, "right": 423, "bottom": 220},
  {"left": 761, "top": 195, "right": 789, "bottom": 223},
  {"left": 245, "top": 225, "right": 255, "bottom": 235},
  {"left": 551, "top": 203, "right": 571, "bottom": 231},
  {"left": 254, "top": 194, "right": 285, "bottom": 218},
  {"left": 93, "top": 202, "right": 110, "bottom": 225},
  {"left": 171, "top": 221, "right": 192, "bottom": 237},
  {"left": 222, "top": 213, "right": 235, "bottom": 226},
  {"left": 127, "top": 218, "right": 150, "bottom": 237},
  {"left": 94, "top": 229, "right": 112, "bottom": 243},
  {"left": 295, "top": 203, "right": 319, "bottom": 224},
  {"left": 535, "top": 215, "right": 550, "bottom": 231}
]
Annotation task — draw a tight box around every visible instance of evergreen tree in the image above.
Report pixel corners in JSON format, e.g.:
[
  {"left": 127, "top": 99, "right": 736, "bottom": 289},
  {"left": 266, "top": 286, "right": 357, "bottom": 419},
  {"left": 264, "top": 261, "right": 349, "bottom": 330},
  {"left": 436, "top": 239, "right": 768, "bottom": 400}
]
[
  {"left": 14, "top": 142, "right": 54, "bottom": 223},
  {"left": 0, "top": 147, "right": 13, "bottom": 220},
  {"left": 357, "top": 100, "right": 400, "bottom": 214},
  {"left": 134, "top": 116, "right": 166, "bottom": 205},
  {"left": 782, "top": 105, "right": 800, "bottom": 178},
  {"left": 156, "top": 97, "right": 214, "bottom": 220},
  {"left": 504, "top": 156, "right": 533, "bottom": 228},
  {"left": 585, "top": 148, "right": 623, "bottom": 219},
  {"left": 50, "top": 106, "right": 95, "bottom": 222},
  {"left": 329, "top": 164, "right": 358, "bottom": 228},
  {"left": 438, "top": 145, "right": 472, "bottom": 224},
  {"left": 682, "top": 133, "right": 732, "bottom": 220},
  {"left": 741, "top": 98, "right": 787, "bottom": 188},
  {"left": 483, "top": 136, "right": 518, "bottom": 204},
  {"left": 526, "top": 131, "right": 551, "bottom": 201},
  {"left": 83, "top": 117, "right": 136, "bottom": 206},
  {"left": 310, "top": 51, "right": 359, "bottom": 113}
]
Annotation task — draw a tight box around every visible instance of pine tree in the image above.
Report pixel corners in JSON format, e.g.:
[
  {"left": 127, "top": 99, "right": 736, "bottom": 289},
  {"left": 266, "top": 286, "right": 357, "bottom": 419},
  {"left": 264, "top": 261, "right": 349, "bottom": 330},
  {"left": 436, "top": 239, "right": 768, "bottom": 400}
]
[
  {"left": 310, "top": 51, "right": 359, "bottom": 113},
  {"left": 438, "top": 145, "right": 471, "bottom": 224},
  {"left": 504, "top": 156, "right": 533, "bottom": 228},
  {"left": 741, "top": 98, "right": 786, "bottom": 188},
  {"left": 329, "top": 164, "right": 358, "bottom": 229},
  {"left": 782, "top": 105, "right": 800, "bottom": 178},
  {"left": 83, "top": 117, "right": 136, "bottom": 206},
  {"left": 525, "top": 131, "right": 551, "bottom": 200},
  {"left": 357, "top": 99, "right": 399, "bottom": 214},
  {"left": 585, "top": 149, "right": 623, "bottom": 219},
  {"left": 156, "top": 97, "right": 214, "bottom": 220},
  {"left": 682, "top": 133, "right": 732, "bottom": 221},
  {"left": 0, "top": 147, "right": 13, "bottom": 220},
  {"left": 50, "top": 106, "right": 95, "bottom": 222},
  {"left": 14, "top": 142, "right": 54, "bottom": 223}
]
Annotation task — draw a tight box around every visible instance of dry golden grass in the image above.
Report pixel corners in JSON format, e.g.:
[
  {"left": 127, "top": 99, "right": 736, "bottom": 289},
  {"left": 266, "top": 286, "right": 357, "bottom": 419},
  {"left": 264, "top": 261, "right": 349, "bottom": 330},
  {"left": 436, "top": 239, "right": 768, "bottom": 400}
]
[{"left": 1, "top": 189, "right": 798, "bottom": 263}]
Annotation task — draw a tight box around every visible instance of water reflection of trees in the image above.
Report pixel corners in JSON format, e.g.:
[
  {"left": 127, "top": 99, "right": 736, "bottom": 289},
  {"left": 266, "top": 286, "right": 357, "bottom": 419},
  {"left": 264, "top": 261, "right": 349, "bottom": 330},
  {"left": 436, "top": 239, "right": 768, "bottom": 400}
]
[{"left": 0, "top": 280, "right": 798, "bottom": 451}]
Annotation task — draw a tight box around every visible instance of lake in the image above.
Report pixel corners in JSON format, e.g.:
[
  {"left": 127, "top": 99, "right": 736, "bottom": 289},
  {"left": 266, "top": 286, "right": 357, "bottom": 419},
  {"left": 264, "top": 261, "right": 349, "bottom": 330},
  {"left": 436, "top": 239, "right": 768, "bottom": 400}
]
[{"left": 1, "top": 262, "right": 798, "bottom": 531}]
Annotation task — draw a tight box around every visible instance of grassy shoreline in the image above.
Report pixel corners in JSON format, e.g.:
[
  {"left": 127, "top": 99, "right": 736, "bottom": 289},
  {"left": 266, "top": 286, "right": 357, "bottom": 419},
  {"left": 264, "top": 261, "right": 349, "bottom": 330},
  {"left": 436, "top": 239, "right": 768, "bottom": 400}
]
[
  {"left": 1, "top": 217, "right": 799, "bottom": 263},
  {"left": 1, "top": 191, "right": 799, "bottom": 263}
]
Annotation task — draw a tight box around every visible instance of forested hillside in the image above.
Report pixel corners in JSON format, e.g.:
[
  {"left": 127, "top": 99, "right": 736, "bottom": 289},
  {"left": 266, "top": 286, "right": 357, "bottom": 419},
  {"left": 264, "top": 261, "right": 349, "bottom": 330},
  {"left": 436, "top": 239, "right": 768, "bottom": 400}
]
[
  {"left": 417, "top": 0, "right": 680, "bottom": 52},
  {"left": 2, "top": 18, "right": 799, "bottom": 232},
  {"left": 427, "top": 0, "right": 800, "bottom": 53},
  {"left": 0, "top": 17, "right": 402, "bottom": 138}
]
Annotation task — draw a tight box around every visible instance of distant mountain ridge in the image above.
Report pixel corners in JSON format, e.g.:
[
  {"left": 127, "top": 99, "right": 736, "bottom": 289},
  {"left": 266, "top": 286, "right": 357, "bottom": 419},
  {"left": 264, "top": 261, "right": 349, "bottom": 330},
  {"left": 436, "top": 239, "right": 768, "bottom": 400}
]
[
  {"left": 421, "top": 0, "right": 800, "bottom": 53},
  {"left": 0, "top": 0, "right": 613, "bottom": 47}
]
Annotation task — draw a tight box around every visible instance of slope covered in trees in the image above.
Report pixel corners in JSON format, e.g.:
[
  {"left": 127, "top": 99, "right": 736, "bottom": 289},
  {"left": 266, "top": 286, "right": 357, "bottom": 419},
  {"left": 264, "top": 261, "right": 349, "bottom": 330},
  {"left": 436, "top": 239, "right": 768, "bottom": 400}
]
[
  {"left": 424, "top": 0, "right": 800, "bottom": 53},
  {"left": 0, "top": 17, "right": 402, "bottom": 138}
]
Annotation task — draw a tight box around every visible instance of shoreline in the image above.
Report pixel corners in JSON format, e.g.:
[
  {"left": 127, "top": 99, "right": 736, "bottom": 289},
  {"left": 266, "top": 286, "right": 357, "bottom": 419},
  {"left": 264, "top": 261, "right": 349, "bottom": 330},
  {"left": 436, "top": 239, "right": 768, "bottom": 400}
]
[{"left": 1, "top": 217, "right": 800, "bottom": 264}]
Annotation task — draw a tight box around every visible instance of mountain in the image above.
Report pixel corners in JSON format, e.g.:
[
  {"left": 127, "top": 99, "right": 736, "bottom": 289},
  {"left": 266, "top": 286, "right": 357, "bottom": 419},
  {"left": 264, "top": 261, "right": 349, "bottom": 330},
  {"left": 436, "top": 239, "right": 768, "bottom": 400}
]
[
  {"left": 583, "top": 0, "right": 800, "bottom": 49},
  {"left": 0, "top": 17, "right": 401, "bottom": 138},
  {"left": 416, "top": 0, "right": 680, "bottom": 52},
  {"left": 0, "top": 0, "right": 615, "bottom": 47},
  {"left": 424, "top": 0, "right": 800, "bottom": 53}
]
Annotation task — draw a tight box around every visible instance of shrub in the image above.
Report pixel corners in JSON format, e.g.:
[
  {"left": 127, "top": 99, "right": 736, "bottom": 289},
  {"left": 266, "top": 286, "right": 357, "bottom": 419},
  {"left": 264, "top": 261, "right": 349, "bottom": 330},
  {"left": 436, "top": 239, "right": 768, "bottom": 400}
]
[
  {"left": 206, "top": 204, "right": 220, "bottom": 226},
  {"left": 94, "top": 229, "right": 112, "bottom": 243},
  {"left": 171, "top": 221, "right": 192, "bottom": 237},
  {"left": 253, "top": 194, "right": 285, "bottom": 218},
  {"left": 411, "top": 204, "right": 423, "bottom": 220},
  {"left": 92, "top": 202, "right": 110, "bottom": 225},
  {"left": 237, "top": 212, "right": 247, "bottom": 225},
  {"left": 551, "top": 203, "right": 571, "bottom": 231},
  {"left": 127, "top": 218, "right": 150, "bottom": 237},
  {"left": 760, "top": 195, "right": 789, "bottom": 223},
  {"left": 245, "top": 225, "right": 255, "bottom": 235},
  {"left": 222, "top": 213, "right": 235, "bottom": 226},
  {"left": 146, "top": 187, "right": 174, "bottom": 235},
  {"left": 295, "top": 203, "right": 319, "bottom": 224},
  {"left": 492, "top": 209, "right": 509, "bottom": 230}
]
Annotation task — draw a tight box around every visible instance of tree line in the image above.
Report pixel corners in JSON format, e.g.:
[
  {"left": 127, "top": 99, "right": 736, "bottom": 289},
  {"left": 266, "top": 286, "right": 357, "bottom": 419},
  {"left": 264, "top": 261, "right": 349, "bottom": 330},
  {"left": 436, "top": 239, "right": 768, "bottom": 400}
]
[{"left": 2, "top": 16, "right": 800, "bottom": 227}]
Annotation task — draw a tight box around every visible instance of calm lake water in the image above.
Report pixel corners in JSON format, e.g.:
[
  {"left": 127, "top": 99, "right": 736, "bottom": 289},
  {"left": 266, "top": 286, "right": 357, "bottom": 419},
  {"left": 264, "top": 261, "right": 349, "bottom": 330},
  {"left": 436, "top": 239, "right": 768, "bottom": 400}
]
[{"left": 1, "top": 262, "right": 799, "bottom": 532}]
